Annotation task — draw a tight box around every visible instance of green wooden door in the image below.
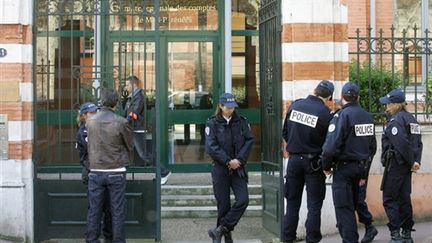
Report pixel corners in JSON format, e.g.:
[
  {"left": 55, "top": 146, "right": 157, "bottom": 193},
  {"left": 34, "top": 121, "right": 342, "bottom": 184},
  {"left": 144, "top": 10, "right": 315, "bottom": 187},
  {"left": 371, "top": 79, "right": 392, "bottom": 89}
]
[{"left": 258, "top": 0, "right": 284, "bottom": 237}]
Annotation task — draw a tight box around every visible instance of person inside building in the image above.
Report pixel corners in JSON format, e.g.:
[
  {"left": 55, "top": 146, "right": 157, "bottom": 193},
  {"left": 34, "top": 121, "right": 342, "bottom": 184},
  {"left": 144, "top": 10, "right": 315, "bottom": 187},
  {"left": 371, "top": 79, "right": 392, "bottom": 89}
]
[
  {"left": 205, "top": 92, "right": 254, "bottom": 243},
  {"left": 282, "top": 80, "right": 334, "bottom": 243},
  {"left": 86, "top": 90, "right": 133, "bottom": 243},
  {"left": 320, "top": 82, "right": 377, "bottom": 243},
  {"left": 379, "top": 89, "right": 422, "bottom": 243},
  {"left": 76, "top": 102, "right": 113, "bottom": 242},
  {"left": 124, "top": 75, "right": 172, "bottom": 184}
]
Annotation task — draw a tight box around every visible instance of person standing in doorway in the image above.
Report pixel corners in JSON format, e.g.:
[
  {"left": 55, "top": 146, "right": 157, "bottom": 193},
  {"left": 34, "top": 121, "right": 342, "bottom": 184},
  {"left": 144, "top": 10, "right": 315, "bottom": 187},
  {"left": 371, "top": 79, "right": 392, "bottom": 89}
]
[
  {"left": 86, "top": 90, "right": 133, "bottom": 243},
  {"left": 205, "top": 93, "right": 254, "bottom": 243},
  {"left": 124, "top": 75, "right": 172, "bottom": 184},
  {"left": 320, "top": 82, "right": 377, "bottom": 243},
  {"left": 379, "top": 89, "right": 422, "bottom": 243},
  {"left": 282, "top": 80, "right": 334, "bottom": 243},
  {"left": 76, "top": 102, "right": 113, "bottom": 242}
]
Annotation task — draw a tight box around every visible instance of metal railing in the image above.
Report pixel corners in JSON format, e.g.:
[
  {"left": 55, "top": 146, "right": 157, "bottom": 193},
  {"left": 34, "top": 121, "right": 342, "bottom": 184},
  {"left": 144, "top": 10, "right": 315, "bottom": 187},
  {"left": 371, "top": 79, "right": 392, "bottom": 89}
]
[{"left": 349, "top": 26, "right": 432, "bottom": 122}]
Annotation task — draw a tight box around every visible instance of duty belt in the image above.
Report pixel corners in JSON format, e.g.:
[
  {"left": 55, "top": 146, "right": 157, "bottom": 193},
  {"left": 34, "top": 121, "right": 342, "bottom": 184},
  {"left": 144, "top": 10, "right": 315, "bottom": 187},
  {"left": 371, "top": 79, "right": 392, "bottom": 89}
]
[{"left": 290, "top": 153, "right": 318, "bottom": 159}]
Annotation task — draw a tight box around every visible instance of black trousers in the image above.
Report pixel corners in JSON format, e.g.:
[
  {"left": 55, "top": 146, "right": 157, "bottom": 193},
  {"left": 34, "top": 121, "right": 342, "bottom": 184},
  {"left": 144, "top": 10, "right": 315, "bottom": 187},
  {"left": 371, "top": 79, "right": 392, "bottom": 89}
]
[
  {"left": 332, "top": 162, "right": 364, "bottom": 243},
  {"left": 357, "top": 182, "right": 373, "bottom": 226},
  {"left": 211, "top": 163, "right": 249, "bottom": 231},
  {"left": 382, "top": 162, "right": 413, "bottom": 231},
  {"left": 282, "top": 155, "right": 326, "bottom": 243}
]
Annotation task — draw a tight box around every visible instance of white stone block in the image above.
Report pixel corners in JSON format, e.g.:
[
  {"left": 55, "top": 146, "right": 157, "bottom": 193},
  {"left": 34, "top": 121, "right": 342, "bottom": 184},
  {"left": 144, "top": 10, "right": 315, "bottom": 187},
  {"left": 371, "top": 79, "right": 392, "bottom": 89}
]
[
  {"left": 0, "top": 44, "right": 32, "bottom": 64},
  {"left": 0, "top": 0, "right": 33, "bottom": 25},
  {"left": 8, "top": 121, "right": 33, "bottom": 141},
  {"left": 282, "top": 0, "right": 348, "bottom": 24},
  {"left": 20, "top": 83, "right": 33, "bottom": 102},
  {"left": 282, "top": 80, "right": 346, "bottom": 101}
]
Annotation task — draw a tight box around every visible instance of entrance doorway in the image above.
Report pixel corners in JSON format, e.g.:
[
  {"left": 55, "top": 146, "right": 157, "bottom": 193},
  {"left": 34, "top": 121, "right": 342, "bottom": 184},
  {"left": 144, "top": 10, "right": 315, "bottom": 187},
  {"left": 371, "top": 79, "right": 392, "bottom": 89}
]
[{"left": 108, "top": 38, "right": 219, "bottom": 170}]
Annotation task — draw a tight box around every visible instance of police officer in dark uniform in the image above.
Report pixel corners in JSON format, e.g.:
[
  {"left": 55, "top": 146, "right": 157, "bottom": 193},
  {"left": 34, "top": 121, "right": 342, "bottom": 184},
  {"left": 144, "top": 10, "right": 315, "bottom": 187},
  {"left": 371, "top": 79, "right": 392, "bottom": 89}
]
[
  {"left": 321, "top": 82, "right": 377, "bottom": 243},
  {"left": 379, "top": 89, "right": 422, "bottom": 243},
  {"left": 205, "top": 93, "right": 254, "bottom": 243},
  {"left": 282, "top": 80, "right": 334, "bottom": 243}
]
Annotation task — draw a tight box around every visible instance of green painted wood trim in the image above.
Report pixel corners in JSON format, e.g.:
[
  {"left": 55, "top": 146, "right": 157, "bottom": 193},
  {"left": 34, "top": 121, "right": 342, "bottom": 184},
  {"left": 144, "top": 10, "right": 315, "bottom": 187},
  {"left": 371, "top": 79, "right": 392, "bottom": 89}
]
[
  {"left": 232, "top": 30, "right": 259, "bottom": 36},
  {"left": 36, "top": 110, "right": 77, "bottom": 125}
]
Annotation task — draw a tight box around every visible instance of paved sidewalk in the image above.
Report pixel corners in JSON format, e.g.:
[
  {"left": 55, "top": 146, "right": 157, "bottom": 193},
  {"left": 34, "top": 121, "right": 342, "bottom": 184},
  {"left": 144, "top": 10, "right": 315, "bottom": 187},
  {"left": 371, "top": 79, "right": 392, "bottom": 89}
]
[
  {"left": 160, "top": 218, "right": 432, "bottom": 243},
  {"left": 312, "top": 221, "right": 432, "bottom": 243}
]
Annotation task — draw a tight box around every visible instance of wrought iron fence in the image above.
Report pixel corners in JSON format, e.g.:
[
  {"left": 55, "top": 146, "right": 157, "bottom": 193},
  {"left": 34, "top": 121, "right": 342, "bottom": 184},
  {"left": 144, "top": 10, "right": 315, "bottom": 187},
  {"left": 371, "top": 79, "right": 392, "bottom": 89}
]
[{"left": 349, "top": 25, "right": 432, "bottom": 122}]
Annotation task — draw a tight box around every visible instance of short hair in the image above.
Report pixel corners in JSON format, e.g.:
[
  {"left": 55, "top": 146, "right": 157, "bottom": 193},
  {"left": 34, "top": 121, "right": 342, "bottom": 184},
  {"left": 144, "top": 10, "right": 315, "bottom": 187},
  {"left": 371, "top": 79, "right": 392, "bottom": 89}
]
[
  {"left": 100, "top": 89, "right": 118, "bottom": 108},
  {"left": 314, "top": 86, "right": 332, "bottom": 99},
  {"left": 126, "top": 75, "right": 140, "bottom": 86},
  {"left": 342, "top": 94, "right": 358, "bottom": 103}
]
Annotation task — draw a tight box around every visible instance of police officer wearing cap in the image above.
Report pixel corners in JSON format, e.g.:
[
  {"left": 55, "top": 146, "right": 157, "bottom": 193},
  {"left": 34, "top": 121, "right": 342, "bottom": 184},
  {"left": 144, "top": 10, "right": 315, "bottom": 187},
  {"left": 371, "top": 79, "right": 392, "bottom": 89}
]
[
  {"left": 321, "top": 82, "right": 377, "bottom": 243},
  {"left": 205, "top": 93, "right": 254, "bottom": 243},
  {"left": 282, "top": 80, "right": 334, "bottom": 243},
  {"left": 379, "top": 89, "right": 422, "bottom": 243}
]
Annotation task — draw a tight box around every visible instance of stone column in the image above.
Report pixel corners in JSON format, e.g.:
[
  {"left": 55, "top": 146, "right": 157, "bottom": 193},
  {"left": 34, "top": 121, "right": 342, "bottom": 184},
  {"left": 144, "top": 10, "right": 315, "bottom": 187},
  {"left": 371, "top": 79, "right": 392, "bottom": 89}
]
[
  {"left": 0, "top": 0, "right": 34, "bottom": 241},
  {"left": 280, "top": 0, "right": 348, "bottom": 237}
]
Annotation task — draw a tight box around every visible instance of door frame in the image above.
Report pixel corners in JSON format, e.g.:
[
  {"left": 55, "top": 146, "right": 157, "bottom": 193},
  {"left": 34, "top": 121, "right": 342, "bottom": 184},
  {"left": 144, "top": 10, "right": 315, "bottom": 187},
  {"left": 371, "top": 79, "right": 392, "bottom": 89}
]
[{"left": 107, "top": 32, "right": 223, "bottom": 172}]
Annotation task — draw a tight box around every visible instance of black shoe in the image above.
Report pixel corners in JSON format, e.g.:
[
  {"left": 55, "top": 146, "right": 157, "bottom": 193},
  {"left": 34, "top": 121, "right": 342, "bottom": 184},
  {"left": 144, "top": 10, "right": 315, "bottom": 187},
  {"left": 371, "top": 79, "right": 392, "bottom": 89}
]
[
  {"left": 390, "top": 229, "right": 404, "bottom": 243},
  {"left": 401, "top": 228, "right": 413, "bottom": 243},
  {"left": 208, "top": 225, "right": 228, "bottom": 243},
  {"left": 361, "top": 225, "right": 378, "bottom": 243},
  {"left": 224, "top": 230, "right": 233, "bottom": 243}
]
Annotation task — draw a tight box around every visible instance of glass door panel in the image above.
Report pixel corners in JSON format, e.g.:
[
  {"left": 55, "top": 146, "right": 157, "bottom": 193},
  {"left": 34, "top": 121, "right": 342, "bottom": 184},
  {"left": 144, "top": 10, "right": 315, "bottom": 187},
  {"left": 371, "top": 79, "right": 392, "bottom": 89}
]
[
  {"left": 167, "top": 42, "right": 215, "bottom": 164},
  {"left": 112, "top": 41, "right": 156, "bottom": 165}
]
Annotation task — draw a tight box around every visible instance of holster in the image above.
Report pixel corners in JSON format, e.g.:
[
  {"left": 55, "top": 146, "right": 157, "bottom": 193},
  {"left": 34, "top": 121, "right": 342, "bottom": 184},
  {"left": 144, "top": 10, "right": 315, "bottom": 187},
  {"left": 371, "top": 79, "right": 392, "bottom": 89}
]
[{"left": 380, "top": 149, "right": 394, "bottom": 191}]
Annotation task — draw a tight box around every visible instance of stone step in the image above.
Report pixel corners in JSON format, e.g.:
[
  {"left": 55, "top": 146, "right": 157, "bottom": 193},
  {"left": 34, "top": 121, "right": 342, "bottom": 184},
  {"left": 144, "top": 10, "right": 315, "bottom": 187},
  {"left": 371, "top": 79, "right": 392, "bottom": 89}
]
[
  {"left": 161, "top": 194, "right": 262, "bottom": 207},
  {"left": 161, "top": 205, "right": 262, "bottom": 218},
  {"left": 161, "top": 184, "right": 262, "bottom": 196}
]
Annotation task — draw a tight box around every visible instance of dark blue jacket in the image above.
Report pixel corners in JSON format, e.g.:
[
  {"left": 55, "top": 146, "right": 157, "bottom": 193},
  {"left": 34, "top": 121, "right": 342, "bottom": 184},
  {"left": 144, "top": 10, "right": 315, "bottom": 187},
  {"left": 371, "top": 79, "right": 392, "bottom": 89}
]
[
  {"left": 382, "top": 110, "right": 423, "bottom": 166},
  {"left": 205, "top": 113, "right": 254, "bottom": 166},
  {"left": 76, "top": 123, "right": 89, "bottom": 169},
  {"left": 321, "top": 102, "right": 377, "bottom": 171},
  {"left": 124, "top": 88, "right": 146, "bottom": 130},
  {"left": 282, "top": 95, "right": 333, "bottom": 154}
]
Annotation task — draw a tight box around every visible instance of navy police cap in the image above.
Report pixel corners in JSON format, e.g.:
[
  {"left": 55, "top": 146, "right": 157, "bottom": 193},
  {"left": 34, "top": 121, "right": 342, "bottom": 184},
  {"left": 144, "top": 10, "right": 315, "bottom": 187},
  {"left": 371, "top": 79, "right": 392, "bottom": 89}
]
[
  {"left": 219, "top": 93, "right": 238, "bottom": 108},
  {"left": 379, "top": 89, "right": 405, "bottom": 104}
]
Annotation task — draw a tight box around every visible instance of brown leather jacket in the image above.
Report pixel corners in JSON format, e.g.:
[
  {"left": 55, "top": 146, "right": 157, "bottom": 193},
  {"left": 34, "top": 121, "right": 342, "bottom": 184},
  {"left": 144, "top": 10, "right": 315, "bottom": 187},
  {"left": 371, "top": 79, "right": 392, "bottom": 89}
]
[{"left": 87, "top": 107, "right": 133, "bottom": 170}]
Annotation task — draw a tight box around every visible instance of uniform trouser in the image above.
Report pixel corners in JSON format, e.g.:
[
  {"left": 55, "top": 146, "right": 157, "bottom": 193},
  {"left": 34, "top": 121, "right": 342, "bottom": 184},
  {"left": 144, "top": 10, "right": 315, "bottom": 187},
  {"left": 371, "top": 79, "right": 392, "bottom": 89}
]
[
  {"left": 211, "top": 163, "right": 249, "bottom": 231},
  {"left": 332, "top": 162, "right": 363, "bottom": 243},
  {"left": 357, "top": 182, "right": 373, "bottom": 226},
  {"left": 382, "top": 162, "right": 413, "bottom": 231},
  {"left": 282, "top": 155, "right": 326, "bottom": 243}
]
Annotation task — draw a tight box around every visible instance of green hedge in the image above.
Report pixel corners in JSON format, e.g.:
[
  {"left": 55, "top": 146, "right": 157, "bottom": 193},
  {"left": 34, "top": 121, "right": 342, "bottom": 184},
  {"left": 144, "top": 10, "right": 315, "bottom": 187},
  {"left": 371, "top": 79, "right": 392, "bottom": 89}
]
[{"left": 349, "top": 61, "right": 402, "bottom": 121}]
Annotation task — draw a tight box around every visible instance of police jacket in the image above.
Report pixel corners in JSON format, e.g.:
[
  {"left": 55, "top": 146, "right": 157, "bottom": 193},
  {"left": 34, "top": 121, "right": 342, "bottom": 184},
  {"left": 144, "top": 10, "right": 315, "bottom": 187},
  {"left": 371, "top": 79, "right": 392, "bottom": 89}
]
[
  {"left": 382, "top": 110, "right": 423, "bottom": 166},
  {"left": 87, "top": 107, "right": 133, "bottom": 170},
  {"left": 205, "top": 113, "right": 254, "bottom": 166},
  {"left": 76, "top": 123, "right": 89, "bottom": 169},
  {"left": 321, "top": 102, "right": 377, "bottom": 173},
  {"left": 282, "top": 95, "right": 333, "bottom": 154},
  {"left": 124, "top": 88, "right": 145, "bottom": 130}
]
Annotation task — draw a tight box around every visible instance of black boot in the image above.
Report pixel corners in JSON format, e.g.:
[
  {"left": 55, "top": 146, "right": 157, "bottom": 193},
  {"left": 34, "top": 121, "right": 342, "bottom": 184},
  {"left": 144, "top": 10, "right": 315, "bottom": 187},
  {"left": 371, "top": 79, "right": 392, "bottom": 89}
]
[
  {"left": 389, "top": 229, "right": 403, "bottom": 243},
  {"left": 361, "top": 225, "right": 378, "bottom": 243},
  {"left": 401, "top": 229, "right": 413, "bottom": 243},
  {"left": 224, "top": 230, "right": 233, "bottom": 243},
  {"left": 208, "top": 225, "right": 228, "bottom": 243}
]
